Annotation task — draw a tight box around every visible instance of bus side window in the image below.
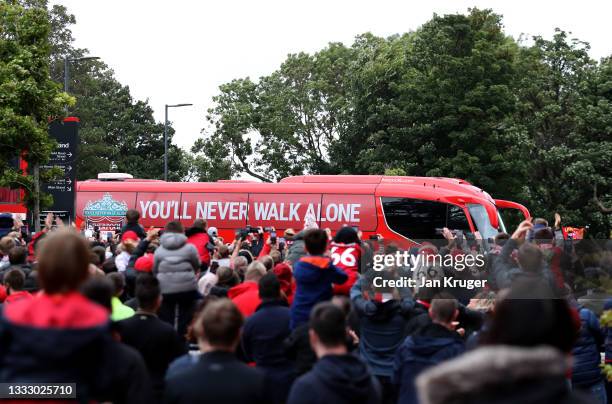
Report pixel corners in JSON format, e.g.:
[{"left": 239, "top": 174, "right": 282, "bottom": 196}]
[
  {"left": 446, "top": 205, "right": 470, "bottom": 233},
  {"left": 381, "top": 197, "right": 470, "bottom": 240},
  {"left": 381, "top": 197, "right": 446, "bottom": 240}
]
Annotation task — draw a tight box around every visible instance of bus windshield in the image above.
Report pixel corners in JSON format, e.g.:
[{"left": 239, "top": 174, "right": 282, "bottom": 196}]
[{"left": 467, "top": 203, "right": 503, "bottom": 240}]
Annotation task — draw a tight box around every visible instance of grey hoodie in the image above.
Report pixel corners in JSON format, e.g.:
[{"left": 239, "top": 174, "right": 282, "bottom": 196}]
[{"left": 153, "top": 232, "right": 200, "bottom": 294}]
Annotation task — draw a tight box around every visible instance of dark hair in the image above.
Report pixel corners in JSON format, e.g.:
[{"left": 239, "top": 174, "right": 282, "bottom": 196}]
[
  {"left": 258, "top": 272, "right": 281, "bottom": 300},
  {"left": 81, "top": 277, "right": 113, "bottom": 311},
  {"left": 494, "top": 232, "right": 510, "bottom": 246},
  {"left": 304, "top": 229, "right": 328, "bottom": 255},
  {"left": 135, "top": 274, "right": 161, "bottom": 311},
  {"left": 165, "top": 221, "right": 184, "bottom": 234},
  {"left": 8, "top": 246, "right": 26, "bottom": 265},
  {"left": 517, "top": 243, "right": 543, "bottom": 273},
  {"left": 534, "top": 228, "right": 554, "bottom": 243},
  {"left": 333, "top": 226, "right": 360, "bottom": 244},
  {"left": 126, "top": 209, "right": 140, "bottom": 224},
  {"left": 91, "top": 246, "right": 106, "bottom": 266},
  {"left": 195, "top": 299, "right": 243, "bottom": 348},
  {"left": 483, "top": 295, "right": 577, "bottom": 353},
  {"left": 309, "top": 302, "right": 346, "bottom": 347},
  {"left": 430, "top": 294, "right": 458, "bottom": 323},
  {"left": 37, "top": 230, "right": 90, "bottom": 294},
  {"left": 4, "top": 268, "right": 25, "bottom": 291},
  {"left": 106, "top": 272, "right": 125, "bottom": 296}
]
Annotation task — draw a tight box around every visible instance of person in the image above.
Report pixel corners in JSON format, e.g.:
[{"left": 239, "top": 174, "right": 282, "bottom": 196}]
[
  {"left": 208, "top": 266, "right": 240, "bottom": 298},
  {"left": 0, "top": 230, "right": 117, "bottom": 401},
  {"left": 153, "top": 221, "right": 200, "bottom": 335},
  {"left": 274, "top": 262, "right": 295, "bottom": 304},
  {"left": 212, "top": 244, "right": 231, "bottom": 268},
  {"left": 287, "top": 302, "right": 381, "bottom": 404},
  {"left": 2, "top": 268, "right": 32, "bottom": 305},
  {"left": 290, "top": 229, "right": 348, "bottom": 329},
  {"left": 121, "top": 209, "right": 146, "bottom": 239},
  {"left": 116, "top": 231, "right": 140, "bottom": 272},
  {"left": 228, "top": 261, "right": 266, "bottom": 317},
  {"left": 0, "top": 236, "right": 16, "bottom": 271},
  {"left": 492, "top": 220, "right": 555, "bottom": 295},
  {"left": 163, "top": 299, "right": 266, "bottom": 404},
  {"left": 416, "top": 288, "right": 591, "bottom": 404},
  {"left": 2, "top": 268, "right": 33, "bottom": 305},
  {"left": 80, "top": 276, "right": 156, "bottom": 404},
  {"left": 241, "top": 273, "right": 296, "bottom": 404},
  {"left": 350, "top": 272, "right": 414, "bottom": 404},
  {"left": 572, "top": 304, "right": 606, "bottom": 403},
  {"left": 185, "top": 219, "right": 212, "bottom": 270},
  {"left": 330, "top": 226, "right": 362, "bottom": 295},
  {"left": 393, "top": 297, "right": 465, "bottom": 404},
  {"left": 118, "top": 274, "right": 186, "bottom": 402},
  {"left": 107, "top": 272, "right": 135, "bottom": 321}
]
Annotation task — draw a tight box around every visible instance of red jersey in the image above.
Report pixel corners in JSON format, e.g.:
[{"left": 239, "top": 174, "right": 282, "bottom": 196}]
[{"left": 330, "top": 242, "right": 361, "bottom": 295}]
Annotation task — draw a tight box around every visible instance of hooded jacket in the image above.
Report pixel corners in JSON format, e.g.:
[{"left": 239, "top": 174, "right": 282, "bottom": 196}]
[
  {"left": 242, "top": 299, "right": 296, "bottom": 404},
  {"left": 228, "top": 281, "right": 261, "bottom": 318},
  {"left": 393, "top": 323, "right": 465, "bottom": 404},
  {"left": 185, "top": 227, "right": 211, "bottom": 266},
  {"left": 350, "top": 277, "right": 413, "bottom": 377},
  {"left": 287, "top": 354, "right": 381, "bottom": 404},
  {"left": 416, "top": 345, "right": 592, "bottom": 404},
  {"left": 0, "top": 292, "right": 115, "bottom": 403},
  {"left": 290, "top": 256, "right": 348, "bottom": 329},
  {"left": 571, "top": 306, "right": 605, "bottom": 387},
  {"left": 286, "top": 231, "right": 307, "bottom": 264},
  {"left": 153, "top": 233, "right": 200, "bottom": 294}
]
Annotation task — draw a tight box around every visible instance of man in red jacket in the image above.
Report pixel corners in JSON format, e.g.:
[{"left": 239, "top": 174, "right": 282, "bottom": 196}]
[
  {"left": 186, "top": 219, "right": 212, "bottom": 270},
  {"left": 228, "top": 261, "right": 266, "bottom": 317},
  {"left": 2, "top": 268, "right": 32, "bottom": 304}
]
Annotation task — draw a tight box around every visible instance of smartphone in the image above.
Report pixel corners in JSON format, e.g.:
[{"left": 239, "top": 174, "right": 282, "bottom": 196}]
[
  {"left": 270, "top": 231, "right": 277, "bottom": 244},
  {"left": 106, "top": 232, "right": 113, "bottom": 242}
]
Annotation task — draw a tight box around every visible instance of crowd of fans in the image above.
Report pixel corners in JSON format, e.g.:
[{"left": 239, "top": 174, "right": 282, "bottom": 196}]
[{"left": 0, "top": 209, "right": 610, "bottom": 404}]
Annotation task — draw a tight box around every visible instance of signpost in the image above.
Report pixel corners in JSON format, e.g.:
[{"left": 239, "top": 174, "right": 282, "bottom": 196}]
[{"left": 41, "top": 118, "right": 79, "bottom": 225}]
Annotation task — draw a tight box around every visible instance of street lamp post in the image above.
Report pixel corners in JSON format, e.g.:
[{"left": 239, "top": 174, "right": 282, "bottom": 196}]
[
  {"left": 164, "top": 103, "right": 193, "bottom": 181},
  {"left": 64, "top": 56, "right": 100, "bottom": 92}
]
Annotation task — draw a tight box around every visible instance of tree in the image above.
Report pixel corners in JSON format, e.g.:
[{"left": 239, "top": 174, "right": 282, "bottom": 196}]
[
  {"left": 46, "top": 4, "right": 189, "bottom": 181},
  {"left": 0, "top": 0, "right": 72, "bottom": 223},
  {"left": 198, "top": 8, "right": 611, "bottom": 235},
  {"left": 515, "top": 30, "right": 611, "bottom": 235},
  {"left": 201, "top": 43, "right": 355, "bottom": 181},
  {"left": 353, "top": 9, "right": 530, "bottom": 201}
]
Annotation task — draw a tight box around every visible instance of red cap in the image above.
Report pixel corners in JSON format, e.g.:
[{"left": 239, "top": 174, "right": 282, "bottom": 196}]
[
  {"left": 121, "top": 230, "right": 139, "bottom": 242},
  {"left": 134, "top": 254, "right": 154, "bottom": 272}
]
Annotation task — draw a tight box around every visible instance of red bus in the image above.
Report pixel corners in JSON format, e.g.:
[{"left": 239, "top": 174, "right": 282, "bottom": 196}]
[{"left": 75, "top": 175, "right": 529, "bottom": 243}]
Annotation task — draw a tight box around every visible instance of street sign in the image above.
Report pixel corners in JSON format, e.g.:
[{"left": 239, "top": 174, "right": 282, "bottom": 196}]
[{"left": 42, "top": 118, "right": 79, "bottom": 224}]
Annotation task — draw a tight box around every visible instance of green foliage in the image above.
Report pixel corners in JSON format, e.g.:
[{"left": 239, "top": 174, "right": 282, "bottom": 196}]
[
  {"left": 46, "top": 4, "right": 189, "bottom": 181},
  {"left": 199, "top": 8, "right": 611, "bottom": 236},
  {"left": 0, "top": 0, "right": 72, "bottom": 210}
]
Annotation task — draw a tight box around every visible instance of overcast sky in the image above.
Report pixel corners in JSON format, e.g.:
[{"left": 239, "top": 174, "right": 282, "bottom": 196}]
[{"left": 53, "top": 0, "right": 612, "bottom": 150}]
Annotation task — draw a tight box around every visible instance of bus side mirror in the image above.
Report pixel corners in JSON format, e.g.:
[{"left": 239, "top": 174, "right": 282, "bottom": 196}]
[{"left": 494, "top": 199, "right": 531, "bottom": 220}]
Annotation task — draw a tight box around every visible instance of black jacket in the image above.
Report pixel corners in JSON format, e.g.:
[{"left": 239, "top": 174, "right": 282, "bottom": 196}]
[
  {"left": 287, "top": 354, "right": 381, "bottom": 404},
  {"left": 242, "top": 299, "right": 296, "bottom": 404},
  {"left": 393, "top": 323, "right": 465, "bottom": 404},
  {"left": 96, "top": 341, "right": 154, "bottom": 404},
  {"left": 117, "top": 312, "right": 186, "bottom": 400},
  {"left": 163, "top": 350, "right": 266, "bottom": 404}
]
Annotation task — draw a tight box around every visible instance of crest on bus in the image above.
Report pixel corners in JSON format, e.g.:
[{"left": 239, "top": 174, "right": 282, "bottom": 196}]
[{"left": 83, "top": 193, "right": 128, "bottom": 231}]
